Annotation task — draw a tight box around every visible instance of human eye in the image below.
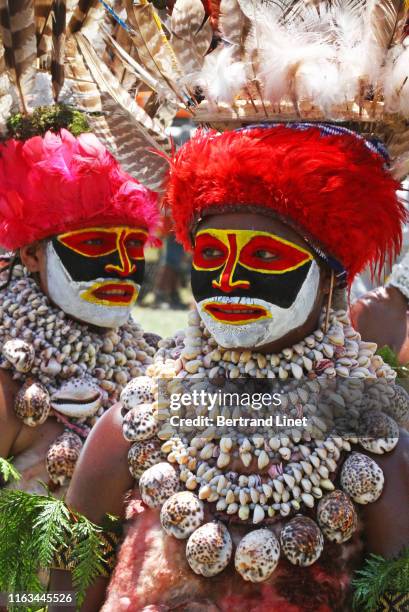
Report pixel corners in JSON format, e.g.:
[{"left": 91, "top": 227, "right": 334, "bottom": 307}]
[
  {"left": 202, "top": 247, "right": 224, "bottom": 260},
  {"left": 253, "top": 249, "right": 278, "bottom": 262}
]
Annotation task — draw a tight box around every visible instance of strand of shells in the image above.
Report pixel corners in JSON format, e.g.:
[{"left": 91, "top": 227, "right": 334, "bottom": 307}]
[
  {"left": 120, "top": 306, "right": 409, "bottom": 582},
  {"left": 0, "top": 265, "right": 155, "bottom": 485}
]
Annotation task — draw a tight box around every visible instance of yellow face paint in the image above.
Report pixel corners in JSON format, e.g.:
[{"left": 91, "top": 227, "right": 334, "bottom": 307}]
[{"left": 193, "top": 228, "right": 312, "bottom": 293}]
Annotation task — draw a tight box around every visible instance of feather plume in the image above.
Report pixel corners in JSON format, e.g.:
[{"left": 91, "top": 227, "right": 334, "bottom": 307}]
[
  {"left": 0, "top": 0, "right": 37, "bottom": 113},
  {"left": 170, "top": 0, "right": 213, "bottom": 75},
  {"left": 35, "top": 0, "right": 53, "bottom": 64},
  {"left": 67, "top": 0, "right": 101, "bottom": 34},
  {"left": 384, "top": 42, "right": 409, "bottom": 115},
  {"left": 101, "top": 25, "right": 169, "bottom": 97},
  {"left": 195, "top": 45, "right": 246, "bottom": 104},
  {"left": 219, "top": 0, "right": 249, "bottom": 57},
  {"left": 74, "top": 31, "right": 169, "bottom": 153},
  {"left": 125, "top": 0, "right": 184, "bottom": 101},
  {"left": 51, "top": 0, "right": 66, "bottom": 101},
  {"left": 64, "top": 36, "right": 102, "bottom": 112},
  {"left": 88, "top": 94, "right": 169, "bottom": 192}
]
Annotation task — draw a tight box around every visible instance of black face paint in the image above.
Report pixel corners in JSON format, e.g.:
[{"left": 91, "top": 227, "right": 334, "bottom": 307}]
[
  {"left": 52, "top": 227, "right": 146, "bottom": 286},
  {"left": 191, "top": 228, "right": 313, "bottom": 308}
]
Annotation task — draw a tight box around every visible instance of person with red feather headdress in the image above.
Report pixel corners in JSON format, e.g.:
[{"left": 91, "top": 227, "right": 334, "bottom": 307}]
[
  {"left": 0, "top": 108, "right": 162, "bottom": 494},
  {"left": 48, "top": 123, "right": 409, "bottom": 612}
]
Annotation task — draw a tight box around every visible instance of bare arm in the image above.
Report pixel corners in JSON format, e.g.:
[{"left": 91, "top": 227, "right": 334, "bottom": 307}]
[
  {"left": 49, "top": 402, "right": 133, "bottom": 612},
  {"left": 0, "top": 370, "right": 21, "bottom": 459},
  {"left": 362, "top": 429, "right": 409, "bottom": 558},
  {"left": 351, "top": 286, "right": 409, "bottom": 362}
]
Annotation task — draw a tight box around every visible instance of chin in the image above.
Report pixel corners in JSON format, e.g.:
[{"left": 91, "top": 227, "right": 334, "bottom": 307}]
[
  {"left": 65, "top": 306, "right": 132, "bottom": 329},
  {"left": 197, "top": 309, "right": 272, "bottom": 349}
]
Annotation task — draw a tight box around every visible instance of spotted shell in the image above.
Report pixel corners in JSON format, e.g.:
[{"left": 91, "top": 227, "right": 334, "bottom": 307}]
[
  {"left": 139, "top": 462, "right": 180, "bottom": 508},
  {"left": 120, "top": 376, "right": 155, "bottom": 412},
  {"left": 235, "top": 529, "right": 280, "bottom": 582},
  {"left": 51, "top": 378, "right": 101, "bottom": 418},
  {"left": 317, "top": 490, "right": 357, "bottom": 543},
  {"left": 128, "top": 439, "right": 162, "bottom": 479},
  {"left": 2, "top": 339, "right": 35, "bottom": 373},
  {"left": 358, "top": 410, "right": 399, "bottom": 454},
  {"left": 186, "top": 522, "right": 233, "bottom": 577},
  {"left": 122, "top": 404, "right": 158, "bottom": 442},
  {"left": 14, "top": 380, "right": 50, "bottom": 427},
  {"left": 383, "top": 385, "right": 409, "bottom": 427},
  {"left": 280, "top": 516, "right": 324, "bottom": 566},
  {"left": 340, "top": 452, "right": 384, "bottom": 504},
  {"left": 46, "top": 431, "right": 83, "bottom": 486},
  {"left": 160, "top": 491, "right": 204, "bottom": 539}
]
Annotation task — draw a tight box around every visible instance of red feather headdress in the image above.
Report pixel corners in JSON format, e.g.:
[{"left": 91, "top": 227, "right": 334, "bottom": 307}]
[
  {"left": 0, "top": 129, "right": 160, "bottom": 250},
  {"left": 165, "top": 125, "right": 406, "bottom": 283}
]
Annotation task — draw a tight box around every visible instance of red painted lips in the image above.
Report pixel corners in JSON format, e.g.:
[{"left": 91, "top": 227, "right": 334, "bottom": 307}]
[
  {"left": 90, "top": 283, "right": 136, "bottom": 304},
  {"left": 204, "top": 302, "right": 270, "bottom": 323}
]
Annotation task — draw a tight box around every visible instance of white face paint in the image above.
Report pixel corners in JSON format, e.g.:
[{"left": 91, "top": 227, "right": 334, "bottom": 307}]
[
  {"left": 196, "top": 260, "right": 321, "bottom": 348},
  {"left": 45, "top": 242, "right": 139, "bottom": 328}
]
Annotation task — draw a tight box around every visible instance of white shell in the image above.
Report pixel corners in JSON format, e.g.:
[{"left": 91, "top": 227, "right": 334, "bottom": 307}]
[
  {"left": 128, "top": 439, "right": 162, "bottom": 479},
  {"left": 120, "top": 376, "right": 155, "bottom": 411},
  {"left": 186, "top": 522, "right": 233, "bottom": 577},
  {"left": 139, "top": 462, "right": 180, "bottom": 508},
  {"left": 51, "top": 378, "right": 101, "bottom": 418},
  {"left": 160, "top": 491, "right": 204, "bottom": 539},
  {"left": 122, "top": 403, "right": 158, "bottom": 442},
  {"left": 14, "top": 380, "right": 50, "bottom": 427},
  {"left": 358, "top": 410, "right": 399, "bottom": 454},
  {"left": 341, "top": 452, "right": 384, "bottom": 504},
  {"left": 384, "top": 384, "right": 409, "bottom": 427},
  {"left": 235, "top": 529, "right": 280, "bottom": 582},
  {"left": 2, "top": 339, "right": 35, "bottom": 372},
  {"left": 280, "top": 516, "right": 324, "bottom": 566},
  {"left": 317, "top": 490, "right": 357, "bottom": 543},
  {"left": 46, "top": 431, "right": 83, "bottom": 486}
]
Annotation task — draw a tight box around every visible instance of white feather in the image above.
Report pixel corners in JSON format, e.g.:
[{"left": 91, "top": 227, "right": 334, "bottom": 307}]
[
  {"left": 384, "top": 42, "right": 409, "bottom": 116},
  {"left": 195, "top": 46, "right": 247, "bottom": 105}
]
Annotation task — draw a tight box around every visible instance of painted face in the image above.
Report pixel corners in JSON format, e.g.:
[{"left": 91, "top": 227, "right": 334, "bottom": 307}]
[
  {"left": 46, "top": 226, "right": 147, "bottom": 328},
  {"left": 191, "top": 228, "right": 320, "bottom": 348}
]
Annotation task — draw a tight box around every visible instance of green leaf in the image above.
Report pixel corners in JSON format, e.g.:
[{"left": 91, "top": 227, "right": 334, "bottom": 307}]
[
  {"left": 353, "top": 548, "right": 409, "bottom": 611},
  {"left": 0, "top": 488, "right": 111, "bottom": 610},
  {"left": 0, "top": 457, "right": 21, "bottom": 483}
]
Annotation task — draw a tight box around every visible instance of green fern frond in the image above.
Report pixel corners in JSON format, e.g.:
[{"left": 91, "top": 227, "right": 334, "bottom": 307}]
[
  {"left": 0, "top": 457, "right": 21, "bottom": 483},
  {"left": 353, "top": 548, "right": 409, "bottom": 611},
  {"left": 71, "top": 518, "right": 106, "bottom": 607},
  {"left": 0, "top": 488, "right": 112, "bottom": 610},
  {"left": 32, "top": 497, "right": 71, "bottom": 567}
]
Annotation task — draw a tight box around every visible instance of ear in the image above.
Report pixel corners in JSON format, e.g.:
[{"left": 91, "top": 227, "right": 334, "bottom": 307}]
[{"left": 20, "top": 242, "right": 44, "bottom": 272}]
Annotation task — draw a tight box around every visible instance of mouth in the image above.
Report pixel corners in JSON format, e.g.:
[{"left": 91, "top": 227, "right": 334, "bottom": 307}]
[
  {"left": 82, "top": 282, "right": 138, "bottom": 306},
  {"left": 203, "top": 302, "right": 271, "bottom": 324}
]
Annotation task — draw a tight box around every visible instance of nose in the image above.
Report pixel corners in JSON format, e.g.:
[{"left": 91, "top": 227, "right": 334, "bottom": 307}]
[
  {"left": 212, "top": 234, "right": 250, "bottom": 293},
  {"left": 105, "top": 230, "right": 136, "bottom": 277}
]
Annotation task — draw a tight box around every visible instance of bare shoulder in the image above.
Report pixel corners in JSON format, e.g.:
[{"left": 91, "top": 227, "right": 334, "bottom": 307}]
[
  {"left": 65, "top": 402, "right": 133, "bottom": 523},
  {"left": 361, "top": 429, "right": 409, "bottom": 557}
]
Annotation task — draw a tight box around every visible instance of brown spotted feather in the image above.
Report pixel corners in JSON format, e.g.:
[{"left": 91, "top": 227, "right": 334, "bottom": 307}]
[
  {"left": 51, "top": 0, "right": 66, "bottom": 100},
  {"left": 0, "top": 0, "right": 37, "bottom": 112}
]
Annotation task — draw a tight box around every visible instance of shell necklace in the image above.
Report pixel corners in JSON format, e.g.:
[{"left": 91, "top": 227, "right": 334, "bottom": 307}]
[
  {"left": 0, "top": 263, "right": 154, "bottom": 486},
  {"left": 121, "top": 307, "right": 408, "bottom": 582}
]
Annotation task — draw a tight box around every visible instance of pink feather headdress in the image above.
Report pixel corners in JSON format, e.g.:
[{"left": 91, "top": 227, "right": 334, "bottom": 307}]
[{"left": 0, "top": 129, "right": 160, "bottom": 250}]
